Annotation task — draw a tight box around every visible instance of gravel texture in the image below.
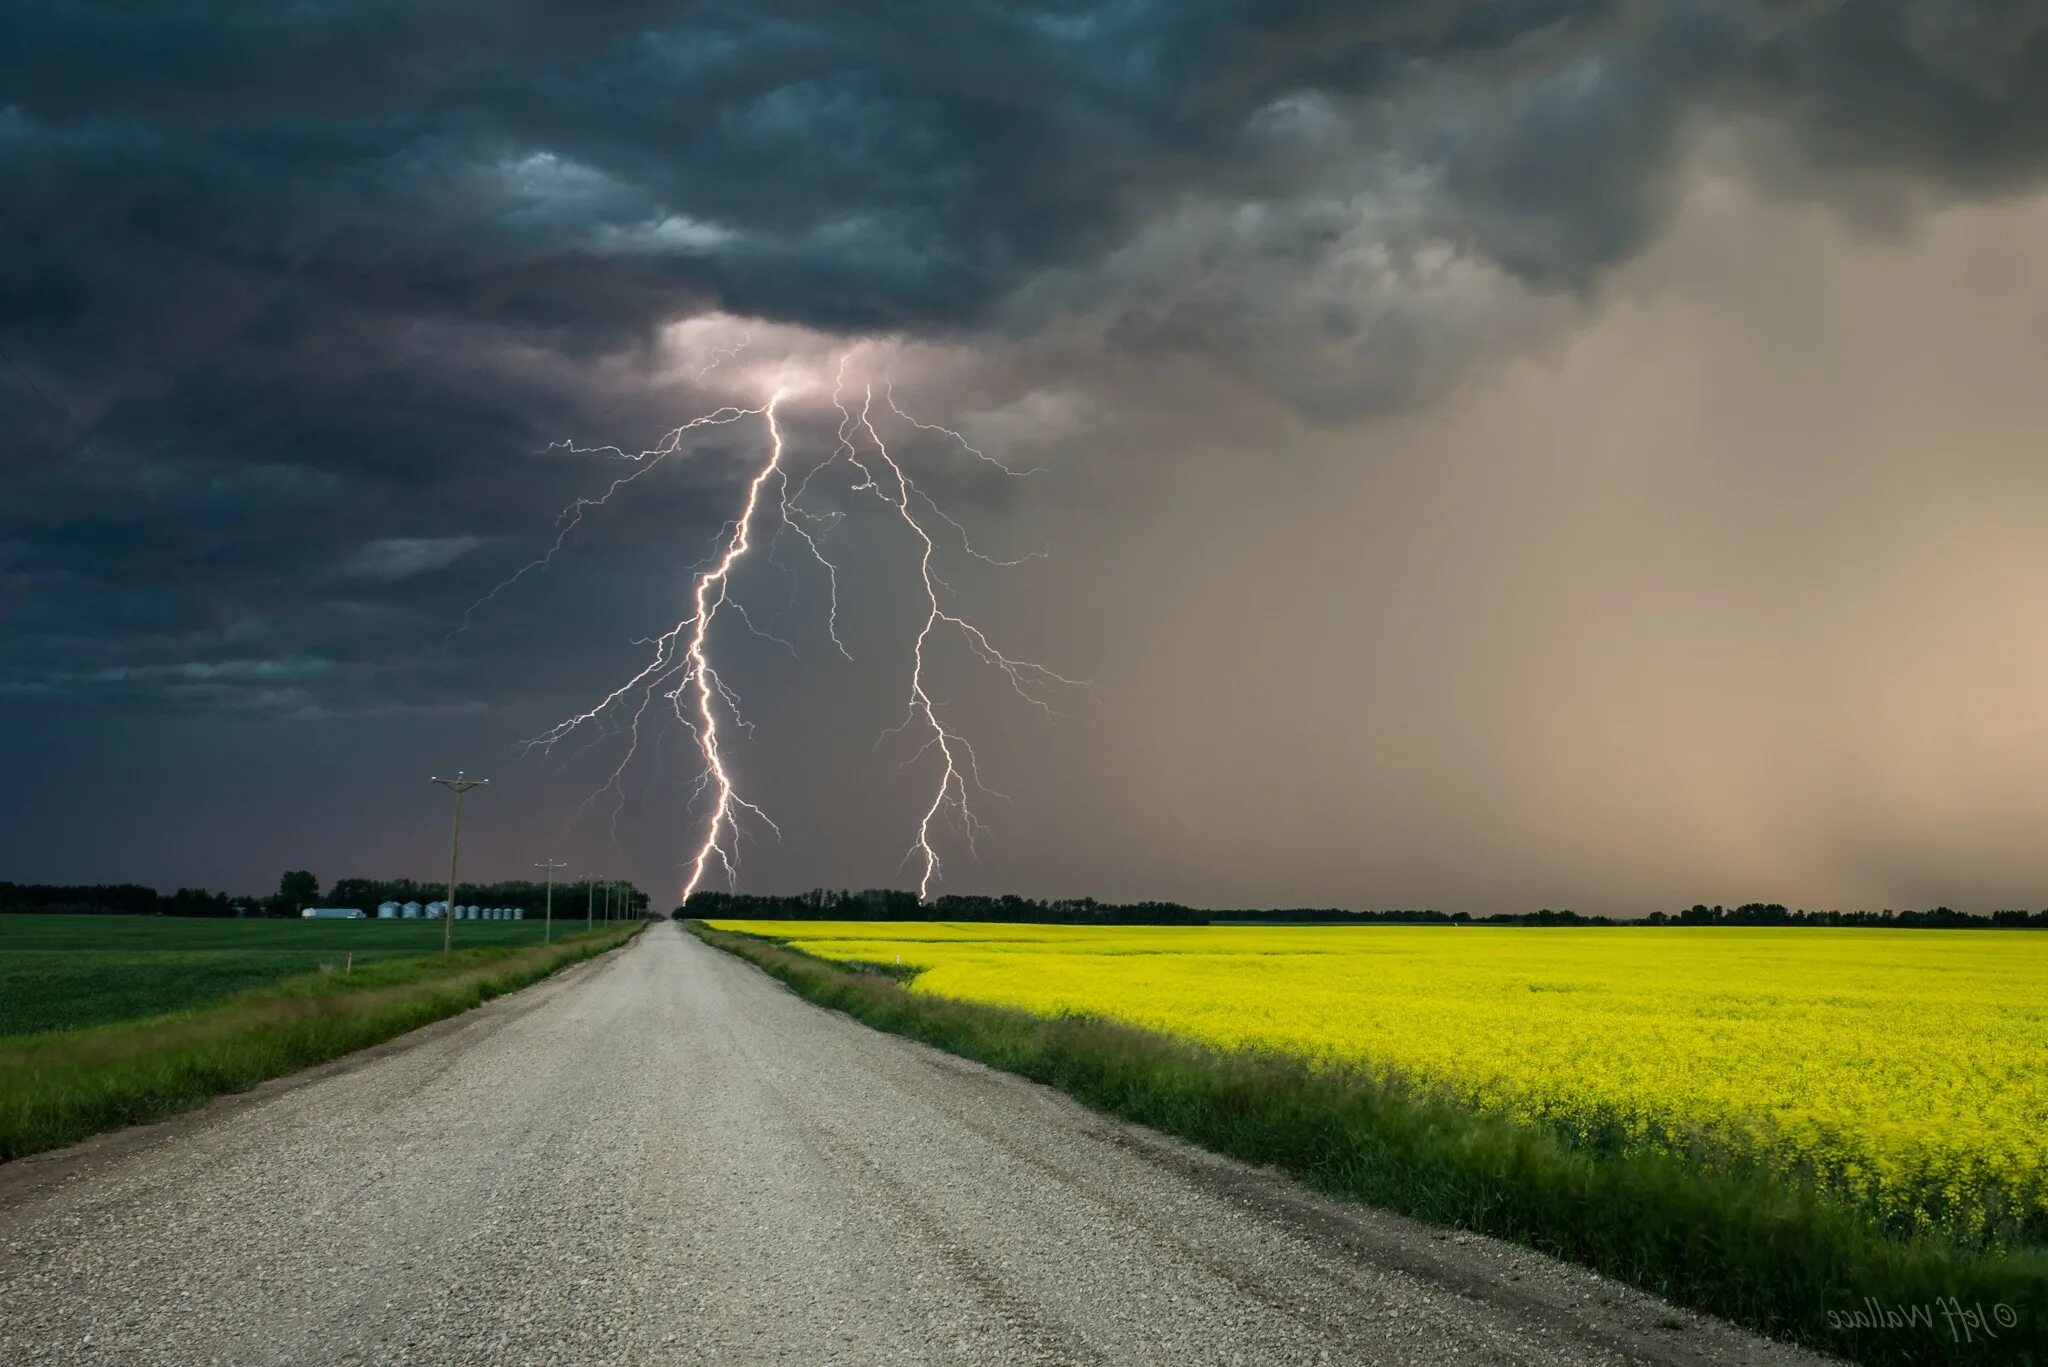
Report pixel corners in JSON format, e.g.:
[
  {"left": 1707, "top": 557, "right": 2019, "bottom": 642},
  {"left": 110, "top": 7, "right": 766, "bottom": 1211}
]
[{"left": 0, "top": 921, "right": 1832, "bottom": 1366}]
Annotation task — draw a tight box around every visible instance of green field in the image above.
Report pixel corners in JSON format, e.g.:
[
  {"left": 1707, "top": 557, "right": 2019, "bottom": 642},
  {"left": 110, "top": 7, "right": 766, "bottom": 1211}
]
[
  {"left": 0, "top": 916, "right": 643, "bottom": 1160},
  {"left": 0, "top": 915, "right": 602, "bottom": 1037}
]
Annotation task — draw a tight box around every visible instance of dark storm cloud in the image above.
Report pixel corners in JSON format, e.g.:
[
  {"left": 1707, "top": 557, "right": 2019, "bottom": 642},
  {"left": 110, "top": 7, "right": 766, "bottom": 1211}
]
[
  {"left": 11, "top": 4, "right": 2045, "bottom": 351},
  {"left": 3, "top": 0, "right": 2047, "bottom": 720},
  {"left": 336, "top": 536, "right": 482, "bottom": 582}
]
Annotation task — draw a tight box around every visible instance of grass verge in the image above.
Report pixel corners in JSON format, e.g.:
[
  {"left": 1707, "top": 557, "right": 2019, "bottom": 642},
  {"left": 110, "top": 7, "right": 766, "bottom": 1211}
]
[
  {"left": 690, "top": 920, "right": 2045, "bottom": 1367},
  {"left": 0, "top": 922, "right": 645, "bottom": 1161}
]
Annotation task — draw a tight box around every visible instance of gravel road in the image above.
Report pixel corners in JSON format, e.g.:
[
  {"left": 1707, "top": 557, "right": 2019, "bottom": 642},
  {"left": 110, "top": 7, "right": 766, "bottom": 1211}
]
[{"left": 0, "top": 921, "right": 1829, "bottom": 1366}]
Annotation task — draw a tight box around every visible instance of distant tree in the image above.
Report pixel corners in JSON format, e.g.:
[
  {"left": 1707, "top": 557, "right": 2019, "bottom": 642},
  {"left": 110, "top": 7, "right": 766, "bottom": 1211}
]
[
  {"left": 161, "top": 887, "right": 234, "bottom": 917},
  {"left": 276, "top": 869, "right": 320, "bottom": 915}
]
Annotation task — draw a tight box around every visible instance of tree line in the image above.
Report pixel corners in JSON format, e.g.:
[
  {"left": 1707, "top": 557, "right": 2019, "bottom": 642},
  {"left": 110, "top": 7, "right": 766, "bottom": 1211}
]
[
  {"left": 679, "top": 889, "right": 2048, "bottom": 928},
  {"left": 8, "top": 879, "right": 2046, "bottom": 927},
  {"left": 1, "top": 873, "right": 652, "bottom": 919},
  {"left": 1642, "top": 902, "right": 2048, "bottom": 928},
  {"left": 683, "top": 889, "right": 1211, "bottom": 924}
]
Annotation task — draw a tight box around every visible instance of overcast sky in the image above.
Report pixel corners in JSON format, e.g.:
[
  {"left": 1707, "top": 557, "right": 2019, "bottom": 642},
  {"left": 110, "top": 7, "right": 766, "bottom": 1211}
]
[{"left": 4, "top": 2, "right": 2047, "bottom": 913}]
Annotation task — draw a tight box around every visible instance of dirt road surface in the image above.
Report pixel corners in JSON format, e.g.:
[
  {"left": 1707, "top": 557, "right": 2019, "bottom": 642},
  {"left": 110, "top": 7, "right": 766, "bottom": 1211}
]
[{"left": 0, "top": 921, "right": 1828, "bottom": 1365}]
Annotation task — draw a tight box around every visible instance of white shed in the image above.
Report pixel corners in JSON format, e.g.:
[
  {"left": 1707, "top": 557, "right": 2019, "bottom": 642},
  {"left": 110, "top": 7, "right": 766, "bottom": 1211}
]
[
  {"left": 377, "top": 901, "right": 401, "bottom": 919},
  {"left": 402, "top": 901, "right": 423, "bottom": 918},
  {"left": 302, "top": 907, "right": 365, "bottom": 920}
]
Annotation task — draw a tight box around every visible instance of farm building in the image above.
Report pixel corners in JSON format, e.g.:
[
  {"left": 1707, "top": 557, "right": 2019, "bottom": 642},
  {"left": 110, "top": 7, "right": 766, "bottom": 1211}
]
[
  {"left": 377, "top": 902, "right": 400, "bottom": 919},
  {"left": 402, "top": 902, "right": 423, "bottom": 918},
  {"left": 302, "top": 907, "right": 366, "bottom": 920}
]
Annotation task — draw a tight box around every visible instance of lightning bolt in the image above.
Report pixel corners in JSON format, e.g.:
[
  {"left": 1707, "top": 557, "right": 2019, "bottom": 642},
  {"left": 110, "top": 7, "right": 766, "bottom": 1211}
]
[
  {"left": 836, "top": 379, "right": 1081, "bottom": 897},
  {"left": 480, "top": 345, "right": 1077, "bottom": 905},
  {"left": 694, "top": 327, "right": 751, "bottom": 383},
  {"left": 674, "top": 388, "right": 790, "bottom": 898},
  {"left": 450, "top": 405, "right": 758, "bottom": 641}
]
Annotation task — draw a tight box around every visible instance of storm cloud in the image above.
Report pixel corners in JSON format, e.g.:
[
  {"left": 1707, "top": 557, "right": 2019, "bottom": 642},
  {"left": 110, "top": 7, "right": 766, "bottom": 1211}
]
[
  {"left": 3, "top": 2, "right": 2047, "bottom": 907},
  {"left": 8, "top": 3, "right": 2048, "bottom": 416}
]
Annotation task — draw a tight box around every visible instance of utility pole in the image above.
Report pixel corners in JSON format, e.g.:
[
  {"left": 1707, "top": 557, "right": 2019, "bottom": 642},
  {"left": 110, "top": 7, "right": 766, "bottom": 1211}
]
[
  {"left": 603, "top": 879, "right": 613, "bottom": 925},
  {"left": 534, "top": 859, "right": 567, "bottom": 944},
  {"left": 429, "top": 771, "right": 489, "bottom": 954},
  {"left": 585, "top": 874, "right": 595, "bottom": 932}
]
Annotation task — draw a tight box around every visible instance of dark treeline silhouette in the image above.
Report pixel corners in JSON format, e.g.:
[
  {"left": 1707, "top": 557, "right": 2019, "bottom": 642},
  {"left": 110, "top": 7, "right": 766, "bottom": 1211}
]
[
  {"left": 1644, "top": 902, "right": 2048, "bottom": 928},
  {"left": 681, "top": 890, "right": 1603, "bottom": 925},
  {"left": 10, "top": 880, "right": 2047, "bottom": 927},
  {"left": 681, "top": 889, "right": 2048, "bottom": 928},
  {"left": 0, "top": 882, "right": 163, "bottom": 916},
  {"left": 682, "top": 889, "right": 1206, "bottom": 924},
  {"left": 1, "top": 875, "right": 652, "bottom": 919}
]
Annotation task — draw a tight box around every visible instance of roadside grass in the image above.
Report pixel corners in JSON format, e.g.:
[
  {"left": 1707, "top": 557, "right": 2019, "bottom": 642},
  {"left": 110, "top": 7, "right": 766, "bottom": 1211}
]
[
  {"left": 690, "top": 921, "right": 2046, "bottom": 1367},
  {"left": 0, "top": 922, "right": 645, "bottom": 1162}
]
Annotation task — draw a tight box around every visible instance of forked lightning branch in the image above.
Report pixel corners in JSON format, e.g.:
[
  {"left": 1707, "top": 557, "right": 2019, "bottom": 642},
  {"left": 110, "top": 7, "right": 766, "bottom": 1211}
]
[{"left": 473, "top": 349, "right": 1080, "bottom": 904}]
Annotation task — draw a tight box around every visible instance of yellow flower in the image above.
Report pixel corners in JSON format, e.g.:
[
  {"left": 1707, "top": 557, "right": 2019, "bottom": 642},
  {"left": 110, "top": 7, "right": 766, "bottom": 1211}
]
[{"left": 712, "top": 921, "right": 2048, "bottom": 1242}]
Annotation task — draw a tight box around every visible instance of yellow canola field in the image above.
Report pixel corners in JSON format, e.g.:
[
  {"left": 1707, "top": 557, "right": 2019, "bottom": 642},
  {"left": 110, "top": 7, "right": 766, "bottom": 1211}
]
[{"left": 710, "top": 921, "right": 2048, "bottom": 1241}]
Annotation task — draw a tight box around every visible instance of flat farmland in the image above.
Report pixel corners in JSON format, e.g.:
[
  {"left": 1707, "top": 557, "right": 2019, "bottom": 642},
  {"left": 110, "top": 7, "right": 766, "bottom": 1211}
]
[
  {"left": 711, "top": 922, "right": 2048, "bottom": 1249},
  {"left": 0, "top": 915, "right": 581, "bottom": 1037}
]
